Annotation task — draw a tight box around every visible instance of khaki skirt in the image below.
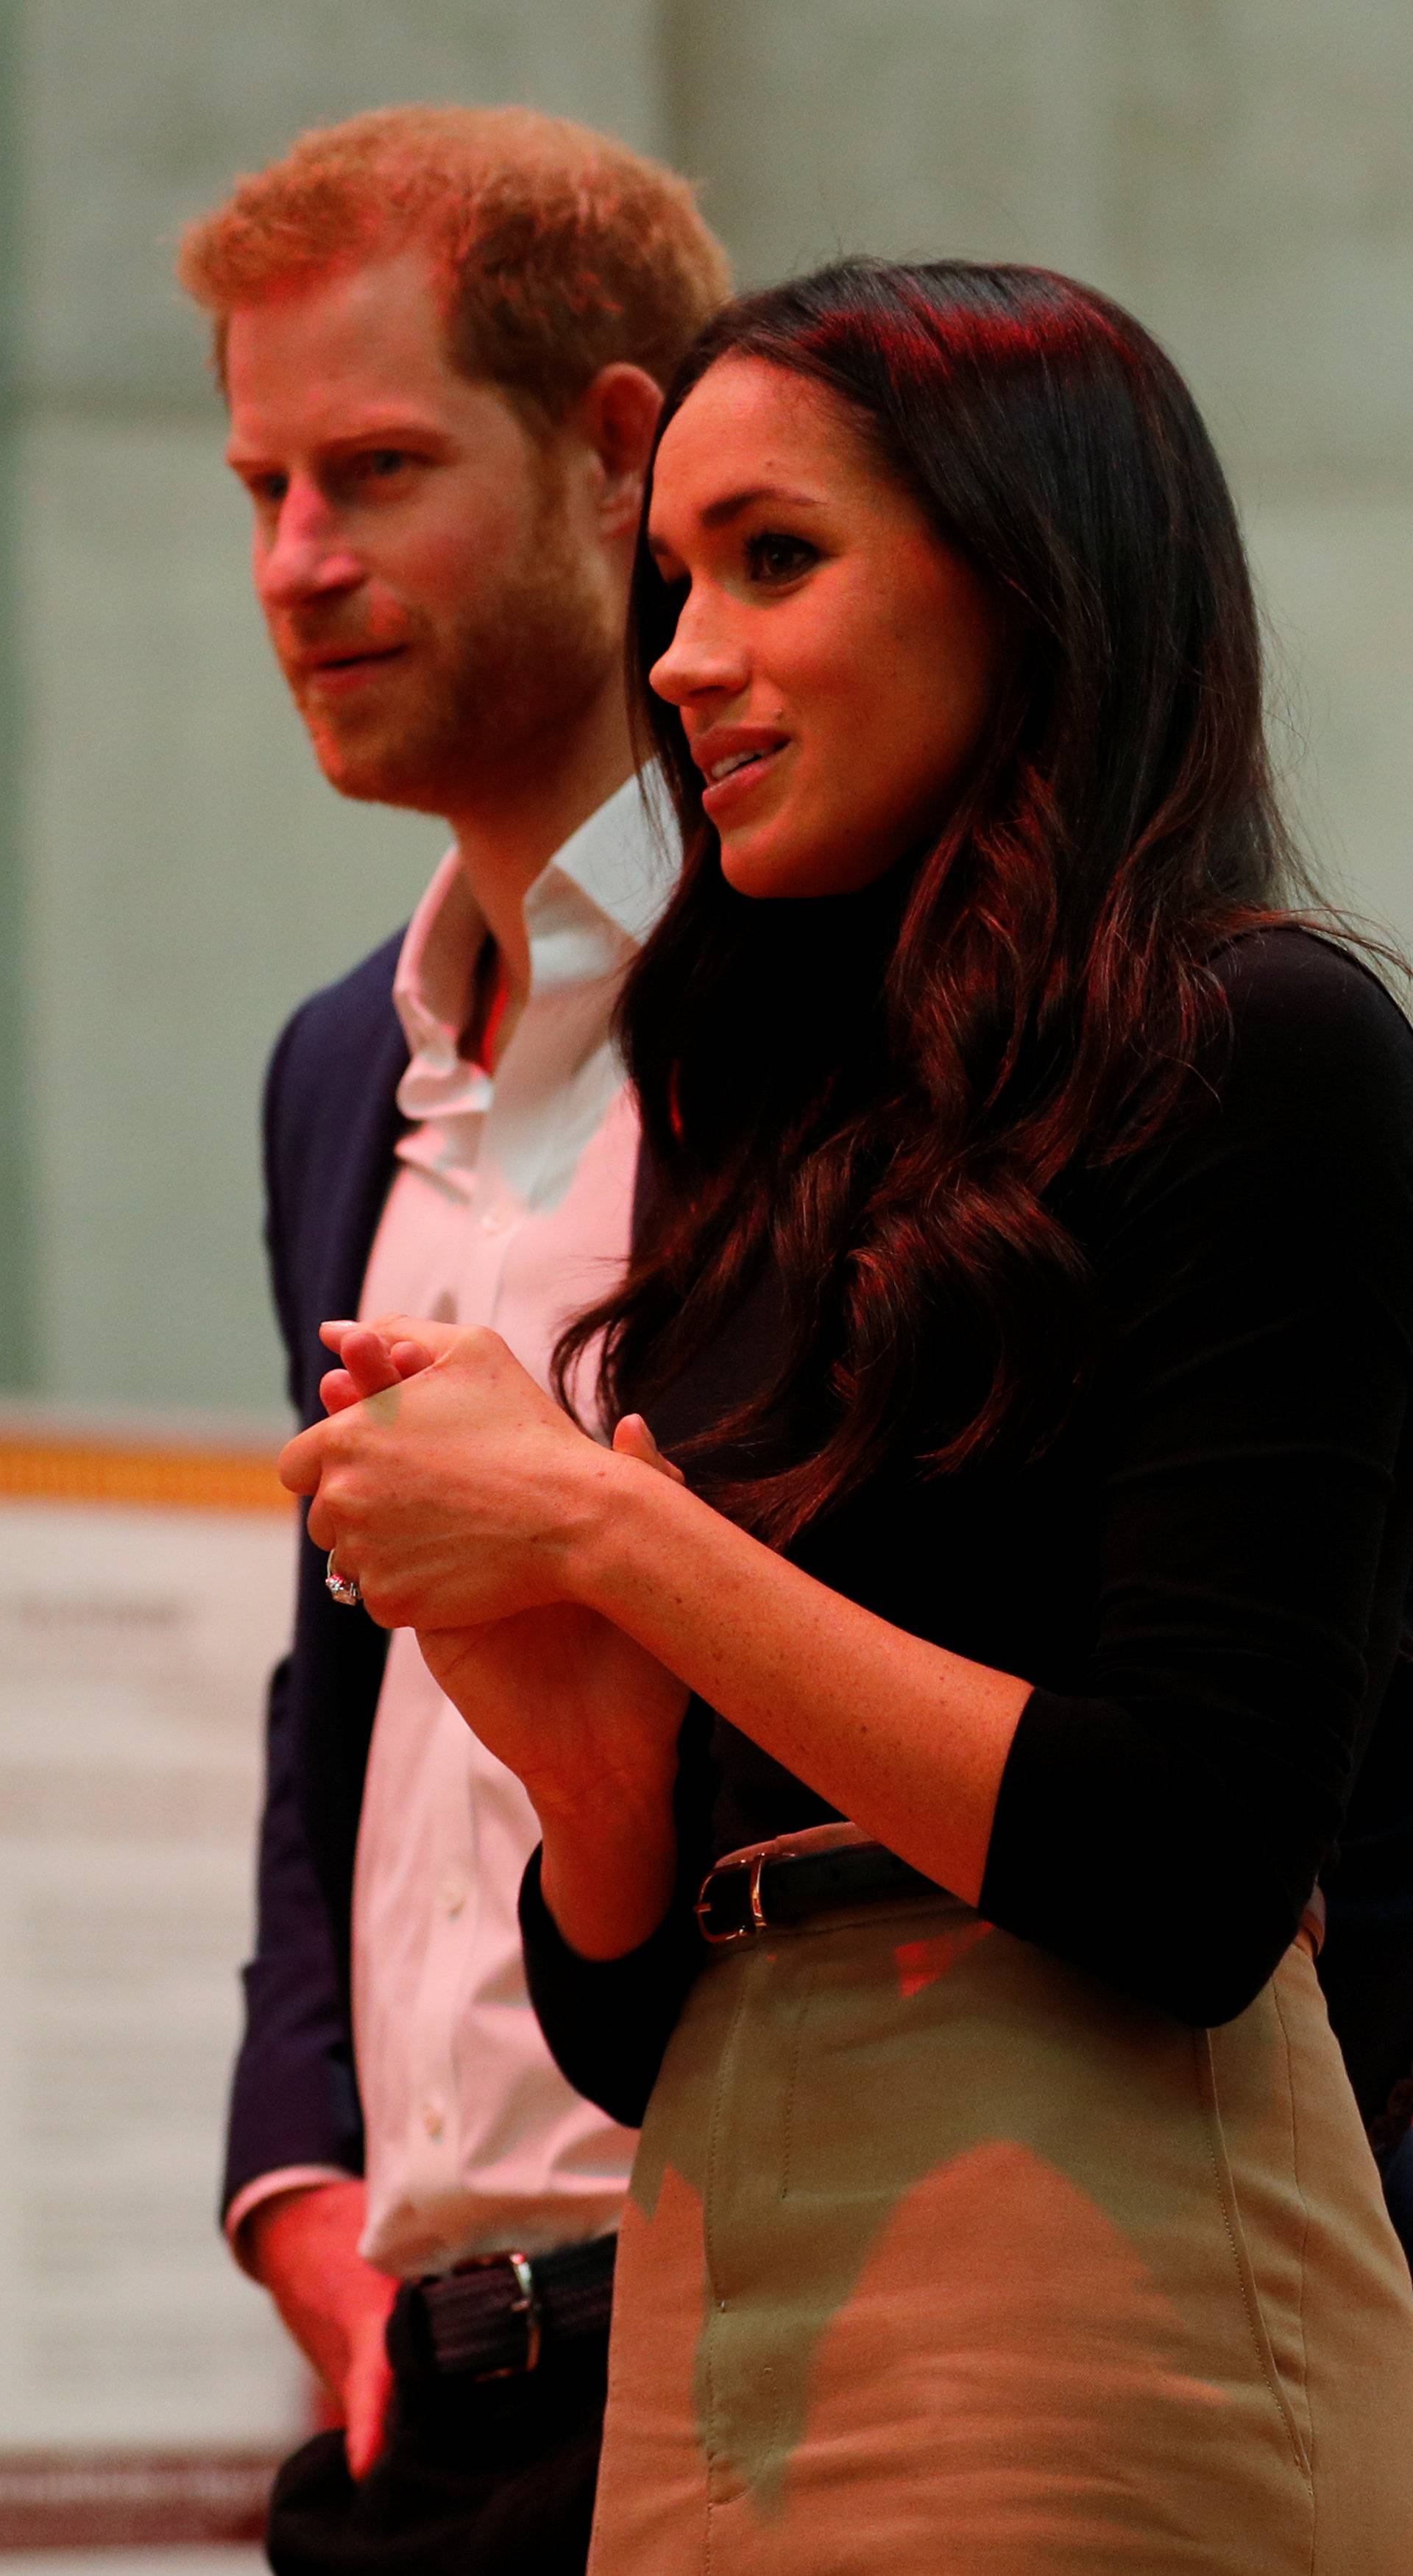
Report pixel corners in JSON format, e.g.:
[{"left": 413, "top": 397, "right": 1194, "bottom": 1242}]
[{"left": 587, "top": 1844, "right": 1413, "bottom": 2575}]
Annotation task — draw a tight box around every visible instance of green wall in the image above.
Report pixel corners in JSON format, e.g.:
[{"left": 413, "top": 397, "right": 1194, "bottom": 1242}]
[{"left": 0, "top": 0, "right": 35, "bottom": 1385}]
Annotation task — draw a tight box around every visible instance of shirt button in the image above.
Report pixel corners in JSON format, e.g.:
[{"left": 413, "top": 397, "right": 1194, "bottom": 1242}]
[
  {"left": 422, "top": 2101, "right": 445, "bottom": 2140},
  {"left": 443, "top": 1878, "right": 467, "bottom": 1917},
  {"left": 479, "top": 1203, "right": 517, "bottom": 1234}
]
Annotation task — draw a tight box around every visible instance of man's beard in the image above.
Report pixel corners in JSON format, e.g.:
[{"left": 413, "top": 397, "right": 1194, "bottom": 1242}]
[{"left": 293, "top": 489, "right": 618, "bottom": 814}]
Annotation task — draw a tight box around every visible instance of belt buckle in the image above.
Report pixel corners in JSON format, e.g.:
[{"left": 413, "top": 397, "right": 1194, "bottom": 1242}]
[
  {"left": 455, "top": 2248, "right": 542, "bottom": 2379},
  {"left": 695, "top": 1850, "right": 771, "bottom": 1947}
]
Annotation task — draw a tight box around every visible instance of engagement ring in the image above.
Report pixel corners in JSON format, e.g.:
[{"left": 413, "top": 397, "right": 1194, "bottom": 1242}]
[{"left": 325, "top": 1549, "right": 362, "bottom": 1609}]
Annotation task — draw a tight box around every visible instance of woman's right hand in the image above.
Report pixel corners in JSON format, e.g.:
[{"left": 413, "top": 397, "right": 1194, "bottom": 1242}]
[{"left": 418, "top": 1590, "right": 687, "bottom": 1818}]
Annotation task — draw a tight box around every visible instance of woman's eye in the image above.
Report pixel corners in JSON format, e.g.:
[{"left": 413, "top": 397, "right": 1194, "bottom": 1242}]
[{"left": 744, "top": 531, "right": 818, "bottom": 585}]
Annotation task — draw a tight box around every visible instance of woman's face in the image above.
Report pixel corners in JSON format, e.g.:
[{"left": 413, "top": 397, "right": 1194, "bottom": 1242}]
[{"left": 647, "top": 355, "right": 1004, "bottom": 899}]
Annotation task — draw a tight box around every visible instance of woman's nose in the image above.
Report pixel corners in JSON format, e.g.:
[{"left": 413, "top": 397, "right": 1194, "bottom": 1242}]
[{"left": 649, "top": 594, "right": 749, "bottom": 707}]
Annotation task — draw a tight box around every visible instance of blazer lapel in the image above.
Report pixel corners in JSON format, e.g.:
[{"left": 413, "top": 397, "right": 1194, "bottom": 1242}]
[{"left": 292, "top": 1008, "right": 411, "bottom": 1426}]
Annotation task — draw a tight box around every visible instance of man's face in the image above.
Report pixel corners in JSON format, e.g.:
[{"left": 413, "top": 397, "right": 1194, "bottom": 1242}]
[{"left": 224, "top": 250, "right": 617, "bottom": 814}]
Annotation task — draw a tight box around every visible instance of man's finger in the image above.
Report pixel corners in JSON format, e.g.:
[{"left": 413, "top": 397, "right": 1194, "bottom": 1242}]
[
  {"left": 344, "top": 2338, "right": 394, "bottom": 2482},
  {"left": 319, "top": 1367, "right": 362, "bottom": 1416}
]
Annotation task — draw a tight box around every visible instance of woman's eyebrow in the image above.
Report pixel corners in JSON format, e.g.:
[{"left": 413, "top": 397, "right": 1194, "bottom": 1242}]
[
  {"left": 647, "top": 484, "right": 828, "bottom": 563},
  {"left": 696, "top": 483, "right": 826, "bottom": 529}
]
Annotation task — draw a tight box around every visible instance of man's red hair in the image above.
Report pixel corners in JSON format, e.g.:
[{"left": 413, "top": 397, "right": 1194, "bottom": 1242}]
[{"left": 177, "top": 104, "right": 731, "bottom": 413}]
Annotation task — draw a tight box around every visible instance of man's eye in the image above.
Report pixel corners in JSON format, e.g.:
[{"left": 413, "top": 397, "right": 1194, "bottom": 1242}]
[
  {"left": 347, "top": 450, "right": 414, "bottom": 484},
  {"left": 744, "top": 531, "right": 818, "bottom": 584}
]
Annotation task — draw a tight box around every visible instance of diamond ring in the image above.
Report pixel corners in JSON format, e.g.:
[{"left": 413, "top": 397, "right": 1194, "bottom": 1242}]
[{"left": 325, "top": 1549, "right": 362, "bottom": 1609}]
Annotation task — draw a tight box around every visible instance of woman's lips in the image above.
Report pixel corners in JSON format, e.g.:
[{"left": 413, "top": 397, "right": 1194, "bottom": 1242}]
[{"left": 701, "top": 742, "right": 787, "bottom": 821}]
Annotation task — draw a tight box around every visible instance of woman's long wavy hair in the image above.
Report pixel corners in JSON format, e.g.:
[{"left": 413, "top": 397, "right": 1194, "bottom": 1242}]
[{"left": 555, "top": 258, "right": 1320, "bottom": 1546}]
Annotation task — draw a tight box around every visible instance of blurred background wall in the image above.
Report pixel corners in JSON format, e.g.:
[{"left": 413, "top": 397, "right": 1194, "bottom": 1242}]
[{"left": 1, "top": 0, "right": 1410, "bottom": 1428}]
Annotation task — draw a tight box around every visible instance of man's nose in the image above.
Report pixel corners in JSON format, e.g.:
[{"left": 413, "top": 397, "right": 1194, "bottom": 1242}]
[
  {"left": 648, "top": 592, "right": 748, "bottom": 708},
  {"left": 258, "top": 481, "right": 363, "bottom": 610}
]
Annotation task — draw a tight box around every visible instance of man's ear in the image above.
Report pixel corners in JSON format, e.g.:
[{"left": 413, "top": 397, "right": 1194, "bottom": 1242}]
[{"left": 573, "top": 363, "right": 663, "bottom": 539}]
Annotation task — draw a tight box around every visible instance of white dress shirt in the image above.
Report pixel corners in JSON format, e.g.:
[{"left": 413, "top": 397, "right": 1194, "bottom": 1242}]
[{"left": 230, "top": 777, "right": 674, "bottom": 2277}]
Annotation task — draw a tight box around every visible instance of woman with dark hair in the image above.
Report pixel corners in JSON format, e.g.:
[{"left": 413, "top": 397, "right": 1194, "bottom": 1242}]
[{"left": 286, "top": 261, "right": 1413, "bottom": 2569}]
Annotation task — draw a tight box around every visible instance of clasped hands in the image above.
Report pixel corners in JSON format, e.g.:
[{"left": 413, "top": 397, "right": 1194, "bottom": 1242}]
[{"left": 277, "top": 1318, "right": 691, "bottom": 1830}]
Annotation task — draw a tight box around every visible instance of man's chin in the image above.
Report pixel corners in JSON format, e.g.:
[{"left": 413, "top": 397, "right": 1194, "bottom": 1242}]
[
  {"left": 317, "top": 757, "right": 415, "bottom": 808},
  {"left": 306, "top": 729, "right": 445, "bottom": 814},
  {"left": 307, "top": 717, "right": 557, "bottom": 817}
]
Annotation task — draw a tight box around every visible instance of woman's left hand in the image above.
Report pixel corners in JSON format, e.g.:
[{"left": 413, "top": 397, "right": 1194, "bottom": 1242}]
[{"left": 279, "top": 1316, "right": 609, "bottom": 1631}]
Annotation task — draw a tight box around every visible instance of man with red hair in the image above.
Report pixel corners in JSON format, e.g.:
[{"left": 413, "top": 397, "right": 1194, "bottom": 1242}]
[{"left": 180, "top": 106, "right": 728, "bottom": 2576}]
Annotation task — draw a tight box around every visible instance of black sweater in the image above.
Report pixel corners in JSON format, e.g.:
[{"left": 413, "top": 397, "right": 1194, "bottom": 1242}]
[{"left": 521, "top": 930, "right": 1413, "bottom": 2129}]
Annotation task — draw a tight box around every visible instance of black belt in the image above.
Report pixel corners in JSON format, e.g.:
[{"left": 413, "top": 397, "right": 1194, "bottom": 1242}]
[
  {"left": 696, "top": 1832, "right": 942, "bottom": 1947},
  {"left": 392, "top": 2231, "right": 615, "bottom": 2385}
]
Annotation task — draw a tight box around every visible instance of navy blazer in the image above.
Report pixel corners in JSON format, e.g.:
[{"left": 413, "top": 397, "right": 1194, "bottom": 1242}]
[
  {"left": 224, "top": 933, "right": 408, "bottom": 2209},
  {"left": 224, "top": 930, "right": 1413, "bottom": 2233}
]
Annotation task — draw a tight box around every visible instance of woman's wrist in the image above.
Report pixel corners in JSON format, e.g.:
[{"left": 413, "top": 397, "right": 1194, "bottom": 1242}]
[
  {"left": 525, "top": 1443, "right": 695, "bottom": 1958},
  {"left": 551, "top": 1440, "right": 684, "bottom": 1618},
  {"left": 536, "top": 1786, "right": 679, "bottom": 1962}
]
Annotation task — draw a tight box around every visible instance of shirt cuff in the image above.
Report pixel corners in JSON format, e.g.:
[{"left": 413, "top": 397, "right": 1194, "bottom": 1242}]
[{"left": 225, "top": 2165, "right": 357, "bottom": 2278}]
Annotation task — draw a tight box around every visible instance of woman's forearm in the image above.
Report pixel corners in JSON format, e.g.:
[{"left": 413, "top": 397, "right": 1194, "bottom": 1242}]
[{"left": 562, "top": 1451, "right": 1033, "bottom": 1911}]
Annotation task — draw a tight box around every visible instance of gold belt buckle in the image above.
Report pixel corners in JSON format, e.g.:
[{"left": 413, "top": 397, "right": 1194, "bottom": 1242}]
[
  {"left": 695, "top": 1850, "right": 772, "bottom": 1946},
  {"left": 456, "top": 2248, "right": 542, "bottom": 2378}
]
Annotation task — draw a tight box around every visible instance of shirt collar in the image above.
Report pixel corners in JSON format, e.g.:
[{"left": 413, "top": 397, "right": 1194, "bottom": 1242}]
[
  {"left": 541, "top": 768, "right": 676, "bottom": 949},
  {"left": 390, "top": 772, "right": 675, "bottom": 1132}
]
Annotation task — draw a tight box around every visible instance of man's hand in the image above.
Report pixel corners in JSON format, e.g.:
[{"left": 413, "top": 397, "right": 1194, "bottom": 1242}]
[{"left": 245, "top": 2180, "right": 395, "bottom": 2481}]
